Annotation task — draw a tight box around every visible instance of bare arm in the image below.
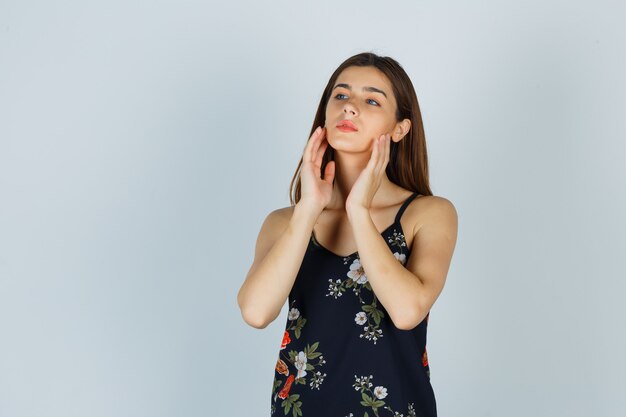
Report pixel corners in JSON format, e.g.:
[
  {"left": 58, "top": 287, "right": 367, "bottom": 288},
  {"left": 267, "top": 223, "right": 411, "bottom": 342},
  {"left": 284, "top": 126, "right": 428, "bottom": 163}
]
[
  {"left": 237, "top": 125, "right": 334, "bottom": 329},
  {"left": 237, "top": 202, "right": 321, "bottom": 329},
  {"left": 348, "top": 196, "right": 458, "bottom": 330}
]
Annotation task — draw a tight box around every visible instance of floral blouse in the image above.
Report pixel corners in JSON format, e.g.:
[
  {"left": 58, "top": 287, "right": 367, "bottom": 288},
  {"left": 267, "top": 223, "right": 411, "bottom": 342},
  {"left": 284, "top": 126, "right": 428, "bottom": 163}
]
[{"left": 270, "top": 192, "right": 436, "bottom": 417}]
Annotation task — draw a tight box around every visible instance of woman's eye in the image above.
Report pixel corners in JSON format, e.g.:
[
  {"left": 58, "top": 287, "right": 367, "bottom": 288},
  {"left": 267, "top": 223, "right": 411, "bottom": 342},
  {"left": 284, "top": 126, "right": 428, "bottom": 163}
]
[{"left": 334, "top": 94, "right": 380, "bottom": 106}]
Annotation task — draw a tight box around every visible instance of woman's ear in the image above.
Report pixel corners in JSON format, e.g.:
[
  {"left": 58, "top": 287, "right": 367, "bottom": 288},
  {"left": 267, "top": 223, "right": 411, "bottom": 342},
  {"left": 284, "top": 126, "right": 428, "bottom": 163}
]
[{"left": 392, "top": 119, "right": 411, "bottom": 142}]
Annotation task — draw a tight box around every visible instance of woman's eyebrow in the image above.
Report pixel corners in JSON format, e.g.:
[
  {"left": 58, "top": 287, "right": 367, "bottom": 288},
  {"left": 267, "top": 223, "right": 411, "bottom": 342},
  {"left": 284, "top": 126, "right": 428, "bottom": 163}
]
[{"left": 333, "top": 83, "right": 387, "bottom": 99}]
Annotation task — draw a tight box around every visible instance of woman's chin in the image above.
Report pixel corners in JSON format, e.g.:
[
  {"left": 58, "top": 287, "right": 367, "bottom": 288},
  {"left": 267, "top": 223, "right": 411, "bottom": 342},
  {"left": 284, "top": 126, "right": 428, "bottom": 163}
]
[{"left": 328, "top": 134, "right": 359, "bottom": 145}]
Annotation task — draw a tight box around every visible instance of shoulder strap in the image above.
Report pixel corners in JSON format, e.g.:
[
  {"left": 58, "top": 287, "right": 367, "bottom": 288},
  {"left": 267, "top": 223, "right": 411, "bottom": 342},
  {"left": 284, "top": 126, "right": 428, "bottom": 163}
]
[{"left": 394, "top": 192, "right": 420, "bottom": 224}]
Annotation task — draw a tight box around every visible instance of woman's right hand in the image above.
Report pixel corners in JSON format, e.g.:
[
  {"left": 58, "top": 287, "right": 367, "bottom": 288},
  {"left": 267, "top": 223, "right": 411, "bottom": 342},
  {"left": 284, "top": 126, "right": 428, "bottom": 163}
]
[{"left": 298, "top": 126, "right": 335, "bottom": 213}]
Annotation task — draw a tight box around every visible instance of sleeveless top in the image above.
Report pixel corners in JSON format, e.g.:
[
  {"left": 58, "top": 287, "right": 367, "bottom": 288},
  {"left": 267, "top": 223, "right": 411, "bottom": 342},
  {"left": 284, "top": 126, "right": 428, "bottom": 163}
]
[{"left": 270, "top": 191, "right": 436, "bottom": 417}]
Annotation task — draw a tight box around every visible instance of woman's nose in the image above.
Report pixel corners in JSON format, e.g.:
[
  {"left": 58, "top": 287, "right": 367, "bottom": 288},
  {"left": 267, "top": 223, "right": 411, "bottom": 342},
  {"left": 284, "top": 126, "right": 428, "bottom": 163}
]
[{"left": 343, "top": 101, "right": 358, "bottom": 115}]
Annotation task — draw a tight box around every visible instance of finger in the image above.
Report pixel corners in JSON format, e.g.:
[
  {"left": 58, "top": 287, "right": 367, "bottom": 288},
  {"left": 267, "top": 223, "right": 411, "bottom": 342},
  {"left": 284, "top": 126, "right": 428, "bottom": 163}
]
[
  {"left": 373, "top": 135, "right": 384, "bottom": 172},
  {"left": 379, "top": 135, "right": 386, "bottom": 171},
  {"left": 384, "top": 135, "right": 391, "bottom": 168},
  {"left": 323, "top": 160, "right": 335, "bottom": 184},
  {"left": 314, "top": 139, "right": 328, "bottom": 167},
  {"left": 303, "top": 127, "right": 318, "bottom": 162},
  {"left": 311, "top": 127, "right": 327, "bottom": 164},
  {"left": 304, "top": 126, "right": 324, "bottom": 163},
  {"left": 379, "top": 134, "right": 389, "bottom": 171},
  {"left": 367, "top": 136, "right": 379, "bottom": 170}
]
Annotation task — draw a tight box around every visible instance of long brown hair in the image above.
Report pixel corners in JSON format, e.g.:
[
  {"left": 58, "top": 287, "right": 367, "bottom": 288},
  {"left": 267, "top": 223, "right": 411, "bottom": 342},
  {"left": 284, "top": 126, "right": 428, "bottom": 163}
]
[{"left": 288, "top": 51, "right": 432, "bottom": 205}]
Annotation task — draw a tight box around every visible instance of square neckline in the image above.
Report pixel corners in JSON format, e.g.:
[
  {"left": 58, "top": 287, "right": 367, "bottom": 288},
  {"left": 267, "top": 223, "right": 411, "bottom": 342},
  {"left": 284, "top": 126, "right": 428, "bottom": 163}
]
[{"left": 309, "top": 191, "right": 420, "bottom": 259}]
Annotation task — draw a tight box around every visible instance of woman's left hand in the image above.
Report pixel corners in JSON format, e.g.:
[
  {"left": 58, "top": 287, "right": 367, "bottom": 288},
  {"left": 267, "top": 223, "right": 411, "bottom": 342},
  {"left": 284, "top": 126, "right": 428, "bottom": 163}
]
[{"left": 346, "top": 133, "right": 391, "bottom": 215}]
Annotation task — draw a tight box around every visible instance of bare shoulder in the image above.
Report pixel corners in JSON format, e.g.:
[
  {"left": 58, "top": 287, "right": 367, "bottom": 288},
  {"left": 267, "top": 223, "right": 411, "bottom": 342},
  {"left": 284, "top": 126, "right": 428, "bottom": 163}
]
[
  {"left": 402, "top": 195, "right": 458, "bottom": 322},
  {"left": 269, "top": 205, "right": 296, "bottom": 227},
  {"left": 256, "top": 204, "right": 301, "bottom": 248},
  {"left": 406, "top": 195, "right": 458, "bottom": 239},
  {"left": 246, "top": 205, "right": 295, "bottom": 279},
  {"left": 260, "top": 205, "right": 295, "bottom": 237}
]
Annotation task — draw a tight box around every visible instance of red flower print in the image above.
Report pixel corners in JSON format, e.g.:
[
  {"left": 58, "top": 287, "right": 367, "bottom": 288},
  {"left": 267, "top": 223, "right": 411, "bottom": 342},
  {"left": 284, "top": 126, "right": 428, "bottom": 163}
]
[
  {"left": 275, "top": 359, "right": 289, "bottom": 376},
  {"left": 422, "top": 348, "right": 429, "bottom": 367},
  {"left": 278, "top": 374, "right": 295, "bottom": 399},
  {"left": 280, "top": 331, "right": 291, "bottom": 350}
]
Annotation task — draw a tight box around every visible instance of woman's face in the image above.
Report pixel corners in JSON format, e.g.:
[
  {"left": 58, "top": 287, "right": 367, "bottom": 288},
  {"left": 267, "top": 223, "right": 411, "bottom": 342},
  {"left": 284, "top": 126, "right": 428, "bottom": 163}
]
[{"left": 324, "top": 65, "right": 401, "bottom": 151}]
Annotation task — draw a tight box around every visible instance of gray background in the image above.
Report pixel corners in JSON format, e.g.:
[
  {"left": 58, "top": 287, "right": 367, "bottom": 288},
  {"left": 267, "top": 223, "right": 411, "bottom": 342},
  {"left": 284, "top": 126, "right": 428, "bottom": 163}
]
[{"left": 1, "top": 0, "right": 625, "bottom": 416}]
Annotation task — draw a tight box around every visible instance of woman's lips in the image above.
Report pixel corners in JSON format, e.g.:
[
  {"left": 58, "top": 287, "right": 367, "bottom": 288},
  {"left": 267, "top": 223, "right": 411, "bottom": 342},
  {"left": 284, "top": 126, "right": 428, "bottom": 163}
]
[
  {"left": 337, "top": 126, "right": 358, "bottom": 132},
  {"left": 336, "top": 120, "right": 358, "bottom": 131}
]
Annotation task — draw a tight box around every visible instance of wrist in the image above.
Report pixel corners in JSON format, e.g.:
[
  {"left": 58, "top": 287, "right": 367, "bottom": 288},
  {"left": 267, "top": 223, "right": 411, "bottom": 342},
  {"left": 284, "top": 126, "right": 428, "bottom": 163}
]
[
  {"left": 346, "top": 205, "right": 370, "bottom": 223},
  {"left": 295, "top": 199, "right": 322, "bottom": 218}
]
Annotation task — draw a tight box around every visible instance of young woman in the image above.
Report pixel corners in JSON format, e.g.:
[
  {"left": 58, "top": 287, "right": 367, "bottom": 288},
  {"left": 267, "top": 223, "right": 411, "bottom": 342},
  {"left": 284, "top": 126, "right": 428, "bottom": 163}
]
[{"left": 237, "top": 52, "right": 458, "bottom": 417}]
